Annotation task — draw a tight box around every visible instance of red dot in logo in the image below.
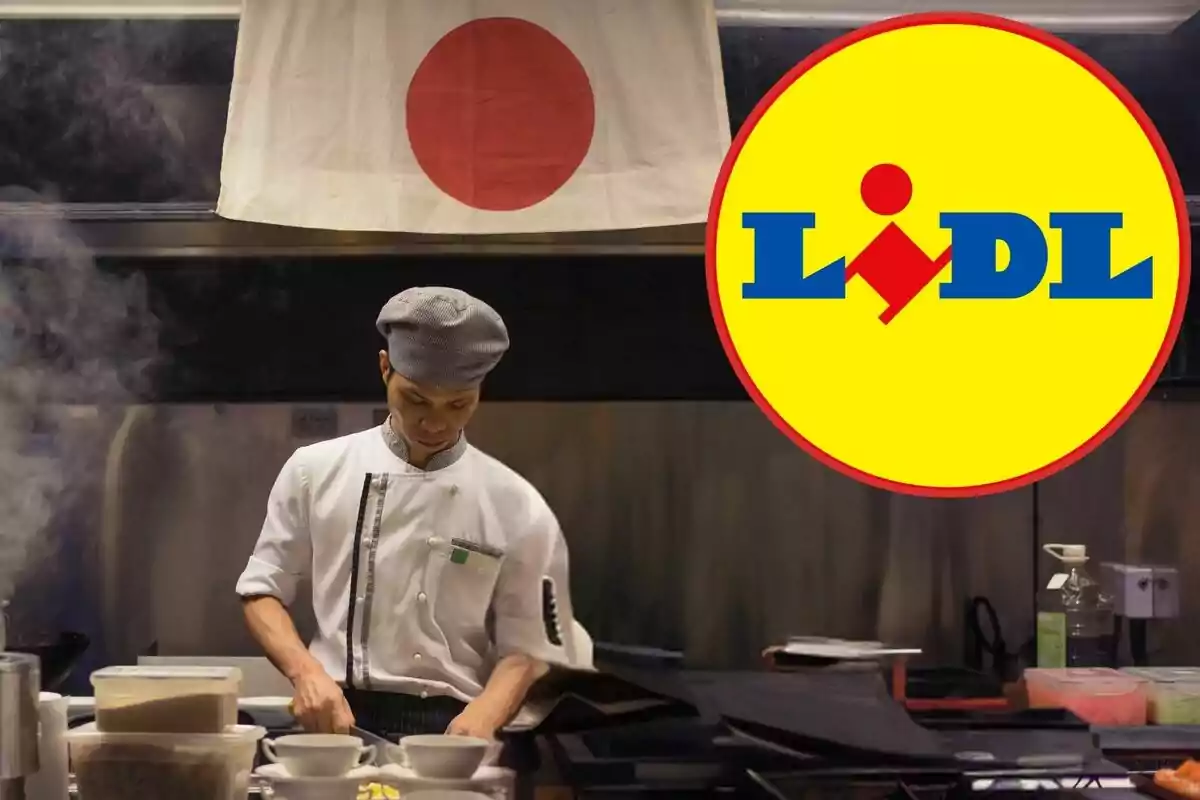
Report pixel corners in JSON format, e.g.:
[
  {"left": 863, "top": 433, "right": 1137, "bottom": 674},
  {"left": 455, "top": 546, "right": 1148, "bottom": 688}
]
[
  {"left": 406, "top": 18, "right": 596, "bottom": 212},
  {"left": 861, "top": 163, "right": 913, "bottom": 216}
]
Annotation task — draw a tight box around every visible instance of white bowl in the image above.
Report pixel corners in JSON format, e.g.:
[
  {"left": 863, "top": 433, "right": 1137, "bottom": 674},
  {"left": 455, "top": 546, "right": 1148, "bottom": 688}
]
[
  {"left": 255, "top": 763, "right": 377, "bottom": 800},
  {"left": 376, "top": 762, "right": 508, "bottom": 790},
  {"left": 391, "top": 735, "right": 490, "bottom": 780},
  {"left": 262, "top": 733, "right": 376, "bottom": 777}
]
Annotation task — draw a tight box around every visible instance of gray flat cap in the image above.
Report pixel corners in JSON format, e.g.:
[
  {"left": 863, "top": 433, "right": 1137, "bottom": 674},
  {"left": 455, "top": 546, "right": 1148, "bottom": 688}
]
[{"left": 376, "top": 287, "right": 509, "bottom": 388}]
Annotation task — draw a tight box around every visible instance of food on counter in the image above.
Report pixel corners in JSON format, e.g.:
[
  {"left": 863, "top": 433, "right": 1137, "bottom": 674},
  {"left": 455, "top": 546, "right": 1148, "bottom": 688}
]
[
  {"left": 74, "top": 744, "right": 246, "bottom": 800},
  {"left": 359, "top": 782, "right": 401, "bottom": 800},
  {"left": 91, "top": 665, "right": 241, "bottom": 733},
  {"left": 1023, "top": 668, "right": 1147, "bottom": 725},
  {"left": 96, "top": 694, "right": 235, "bottom": 734},
  {"left": 1155, "top": 761, "right": 1200, "bottom": 798},
  {"left": 1148, "top": 682, "right": 1200, "bottom": 725},
  {"left": 1059, "top": 687, "right": 1145, "bottom": 726},
  {"left": 1122, "top": 668, "right": 1200, "bottom": 724},
  {"left": 67, "top": 722, "right": 264, "bottom": 800}
]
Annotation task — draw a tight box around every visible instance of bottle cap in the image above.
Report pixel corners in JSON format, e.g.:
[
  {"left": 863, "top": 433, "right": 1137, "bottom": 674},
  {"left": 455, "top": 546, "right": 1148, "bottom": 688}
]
[{"left": 1044, "top": 543, "right": 1088, "bottom": 563}]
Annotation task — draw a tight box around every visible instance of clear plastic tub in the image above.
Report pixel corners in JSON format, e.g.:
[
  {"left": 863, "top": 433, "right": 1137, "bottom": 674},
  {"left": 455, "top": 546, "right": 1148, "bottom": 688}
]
[
  {"left": 1024, "top": 668, "right": 1147, "bottom": 725},
  {"left": 67, "top": 722, "right": 265, "bottom": 800},
  {"left": 90, "top": 665, "right": 242, "bottom": 733},
  {"left": 1121, "top": 667, "right": 1200, "bottom": 724},
  {"left": 1025, "top": 668, "right": 1118, "bottom": 707}
]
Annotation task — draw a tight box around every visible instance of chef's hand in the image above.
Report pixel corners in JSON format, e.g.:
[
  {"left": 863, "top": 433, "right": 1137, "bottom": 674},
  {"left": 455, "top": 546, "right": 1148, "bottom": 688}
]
[
  {"left": 291, "top": 668, "right": 355, "bottom": 734},
  {"left": 446, "top": 699, "right": 505, "bottom": 741}
]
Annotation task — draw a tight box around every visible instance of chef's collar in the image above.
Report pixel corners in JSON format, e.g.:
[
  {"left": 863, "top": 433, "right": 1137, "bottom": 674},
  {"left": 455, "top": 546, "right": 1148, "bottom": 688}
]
[{"left": 380, "top": 417, "right": 467, "bottom": 471}]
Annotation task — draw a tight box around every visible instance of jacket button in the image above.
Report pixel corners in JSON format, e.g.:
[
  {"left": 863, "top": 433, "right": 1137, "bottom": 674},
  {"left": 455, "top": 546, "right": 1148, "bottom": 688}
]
[{"left": 417, "top": 592, "right": 427, "bottom": 603}]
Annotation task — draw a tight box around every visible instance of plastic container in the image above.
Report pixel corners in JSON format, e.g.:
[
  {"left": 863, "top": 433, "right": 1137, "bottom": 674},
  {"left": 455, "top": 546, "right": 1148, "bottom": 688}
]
[
  {"left": 30, "top": 691, "right": 69, "bottom": 800},
  {"left": 1037, "top": 544, "right": 1115, "bottom": 668},
  {"left": 90, "top": 665, "right": 242, "bottom": 733},
  {"left": 1024, "top": 667, "right": 1147, "bottom": 725},
  {"left": 1121, "top": 667, "right": 1200, "bottom": 724},
  {"left": 67, "top": 722, "right": 265, "bottom": 800}
]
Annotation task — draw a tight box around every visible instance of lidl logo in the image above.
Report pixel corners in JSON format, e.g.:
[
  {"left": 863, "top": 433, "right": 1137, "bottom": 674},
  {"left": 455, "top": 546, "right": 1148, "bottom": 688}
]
[
  {"left": 745, "top": 163, "right": 1154, "bottom": 318},
  {"left": 707, "top": 12, "right": 1190, "bottom": 497}
]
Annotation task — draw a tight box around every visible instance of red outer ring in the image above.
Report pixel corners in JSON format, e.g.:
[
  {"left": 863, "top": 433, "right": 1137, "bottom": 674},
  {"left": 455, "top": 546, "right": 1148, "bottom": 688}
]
[{"left": 705, "top": 11, "right": 1192, "bottom": 498}]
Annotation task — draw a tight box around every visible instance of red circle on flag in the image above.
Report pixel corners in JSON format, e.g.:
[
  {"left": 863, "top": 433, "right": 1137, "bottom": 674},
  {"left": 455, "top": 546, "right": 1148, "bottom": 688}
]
[{"left": 406, "top": 18, "right": 596, "bottom": 212}]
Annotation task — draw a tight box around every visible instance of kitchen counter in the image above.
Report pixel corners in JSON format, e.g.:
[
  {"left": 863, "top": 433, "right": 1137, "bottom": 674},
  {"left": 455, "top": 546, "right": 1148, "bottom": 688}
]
[{"left": 62, "top": 701, "right": 549, "bottom": 800}]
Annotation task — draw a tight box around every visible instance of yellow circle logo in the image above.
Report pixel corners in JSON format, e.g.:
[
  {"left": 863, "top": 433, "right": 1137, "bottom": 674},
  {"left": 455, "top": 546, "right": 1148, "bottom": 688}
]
[{"left": 708, "top": 12, "right": 1190, "bottom": 498}]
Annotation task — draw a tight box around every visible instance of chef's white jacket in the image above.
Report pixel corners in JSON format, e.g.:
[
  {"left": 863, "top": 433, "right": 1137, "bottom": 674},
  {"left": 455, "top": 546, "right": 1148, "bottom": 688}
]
[{"left": 236, "top": 423, "right": 587, "bottom": 703}]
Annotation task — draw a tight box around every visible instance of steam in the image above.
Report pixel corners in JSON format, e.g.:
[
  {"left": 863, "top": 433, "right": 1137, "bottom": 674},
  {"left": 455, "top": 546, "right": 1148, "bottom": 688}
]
[
  {"left": 0, "top": 19, "right": 228, "bottom": 201},
  {"left": 0, "top": 18, "right": 209, "bottom": 632},
  {"left": 0, "top": 187, "right": 160, "bottom": 606}
]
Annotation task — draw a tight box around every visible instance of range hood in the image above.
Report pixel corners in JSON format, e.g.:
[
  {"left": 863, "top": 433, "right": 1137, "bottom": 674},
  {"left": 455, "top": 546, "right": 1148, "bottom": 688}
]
[
  {"left": 0, "top": 0, "right": 1197, "bottom": 33},
  {"left": 3, "top": 200, "right": 1195, "bottom": 260},
  {"left": 0, "top": 203, "right": 708, "bottom": 258}
]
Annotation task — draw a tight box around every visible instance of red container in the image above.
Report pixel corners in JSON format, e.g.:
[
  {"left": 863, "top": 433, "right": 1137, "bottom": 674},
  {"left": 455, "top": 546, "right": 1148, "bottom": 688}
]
[{"left": 1024, "top": 668, "right": 1147, "bottom": 726}]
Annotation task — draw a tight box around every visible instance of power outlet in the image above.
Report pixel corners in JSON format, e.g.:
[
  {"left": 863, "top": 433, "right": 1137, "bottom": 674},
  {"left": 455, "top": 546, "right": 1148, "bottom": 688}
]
[
  {"left": 1152, "top": 566, "right": 1180, "bottom": 618},
  {"left": 291, "top": 407, "right": 339, "bottom": 440},
  {"left": 1102, "top": 562, "right": 1181, "bottom": 619}
]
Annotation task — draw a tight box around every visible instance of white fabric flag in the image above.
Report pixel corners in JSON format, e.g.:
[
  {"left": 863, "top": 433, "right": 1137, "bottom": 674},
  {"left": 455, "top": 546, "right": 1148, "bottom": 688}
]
[{"left": 217, "top": 0, "right": 732, "bottom": 234}]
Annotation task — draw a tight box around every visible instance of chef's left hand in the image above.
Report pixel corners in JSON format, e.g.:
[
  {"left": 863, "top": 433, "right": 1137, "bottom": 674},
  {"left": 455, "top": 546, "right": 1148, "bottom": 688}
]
[{"left": 446, "top": 699, "right": 505, "bottom": 740}]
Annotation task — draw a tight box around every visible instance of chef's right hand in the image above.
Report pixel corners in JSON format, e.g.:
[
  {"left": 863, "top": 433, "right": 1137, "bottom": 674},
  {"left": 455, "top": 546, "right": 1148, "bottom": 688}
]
[{"left": 291, "top": 669, "right": 355, "bottom": 734}]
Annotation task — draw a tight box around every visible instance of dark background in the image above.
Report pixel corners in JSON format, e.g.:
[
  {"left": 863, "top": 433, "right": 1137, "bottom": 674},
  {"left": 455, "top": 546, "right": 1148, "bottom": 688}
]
[{"left": 0, "top": 19, "right": 1198, "bottom": 402}]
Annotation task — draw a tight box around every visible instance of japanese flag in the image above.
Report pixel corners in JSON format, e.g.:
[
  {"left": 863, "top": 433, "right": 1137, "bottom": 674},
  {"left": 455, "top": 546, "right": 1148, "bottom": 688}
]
[{"left": 217, "top": 0, "right": 732, "bottom": 234}]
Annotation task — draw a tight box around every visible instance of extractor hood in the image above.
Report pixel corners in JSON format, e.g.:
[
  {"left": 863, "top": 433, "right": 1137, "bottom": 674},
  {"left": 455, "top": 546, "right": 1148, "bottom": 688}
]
[
  {"left": 0, "top": 0, "right": 1197, "bottom": 33},
  {"left": 2, "top": 200, "right": 1195, "bottom": 260},
  {"left": 0, "top": 202, "right": 708, "bottom": 258}
]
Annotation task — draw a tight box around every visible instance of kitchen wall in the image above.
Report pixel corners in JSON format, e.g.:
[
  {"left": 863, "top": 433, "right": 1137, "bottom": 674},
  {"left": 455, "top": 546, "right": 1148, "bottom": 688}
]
[
  {"left": 10, "top": 395, "right": 1198, "bottom": 697},
  {"left": 1042, "top": 400, "right": 1200, "bottom": 664}
]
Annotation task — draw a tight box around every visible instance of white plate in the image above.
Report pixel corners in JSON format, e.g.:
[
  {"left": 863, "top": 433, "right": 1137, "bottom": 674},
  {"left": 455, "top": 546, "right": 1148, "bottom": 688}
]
[
  {"left": 780, "top": 640, "right": 921, "bottom": 660},
  {"left": 239, "top": 696, "right": 294, "bottom": 710},
  {"left": 377, "top": 763, "right": 509, "bottom": 787},
  {"left": 256, "top": 764, "right": 378, "bottom": 783}
]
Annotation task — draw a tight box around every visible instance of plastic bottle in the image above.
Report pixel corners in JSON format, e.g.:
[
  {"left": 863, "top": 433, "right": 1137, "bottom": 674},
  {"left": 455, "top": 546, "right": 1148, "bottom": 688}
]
[{"left": 1036, "top": 544, "right": 1115, "bottom": 668}]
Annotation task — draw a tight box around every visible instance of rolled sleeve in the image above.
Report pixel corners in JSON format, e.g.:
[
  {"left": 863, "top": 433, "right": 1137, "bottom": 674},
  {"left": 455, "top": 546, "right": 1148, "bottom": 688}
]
[
  {"left": 235, "top": 450, "right": 311, "bottom": 605},
  {"left": 492, "top": 506, "right": 581, "bottom": 667}
]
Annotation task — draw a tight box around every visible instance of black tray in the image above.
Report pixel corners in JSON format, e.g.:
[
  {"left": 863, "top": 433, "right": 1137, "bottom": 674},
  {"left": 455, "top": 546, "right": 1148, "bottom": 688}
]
[
  {"left": 901, "top": 667, "right": 1006, "bottom": 701},
  {"left": 912, "top": 707, "right": 1090, "bottom": 731},
  {"left": 1096, "top": 725, "right": 1200, "bottom": 754}
]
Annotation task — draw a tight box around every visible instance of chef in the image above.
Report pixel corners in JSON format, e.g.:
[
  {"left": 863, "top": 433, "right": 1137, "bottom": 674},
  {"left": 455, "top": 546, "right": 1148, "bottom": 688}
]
[{"left": 235, "top": 286, "right": 584, "bottom": 741}]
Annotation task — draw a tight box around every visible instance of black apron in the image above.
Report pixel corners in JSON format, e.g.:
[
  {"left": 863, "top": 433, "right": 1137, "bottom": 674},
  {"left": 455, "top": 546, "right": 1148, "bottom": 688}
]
[
  {"left": 344, "top": 687, "right": 540, "bottom": 779},
  {"left": 344, "top": 686, "right": 466, "bottom": 739}
]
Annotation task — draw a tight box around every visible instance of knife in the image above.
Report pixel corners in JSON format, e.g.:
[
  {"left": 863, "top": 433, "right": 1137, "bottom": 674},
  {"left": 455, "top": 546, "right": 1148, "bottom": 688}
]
[{"left": 350, "top": 726, "right": 392, "bottom": 765}]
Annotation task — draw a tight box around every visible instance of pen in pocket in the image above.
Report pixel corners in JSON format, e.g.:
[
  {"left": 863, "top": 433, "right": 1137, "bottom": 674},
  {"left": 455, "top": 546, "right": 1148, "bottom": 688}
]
[{"left": 450, "top": 538, "right": 504, "bottom": 560}]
